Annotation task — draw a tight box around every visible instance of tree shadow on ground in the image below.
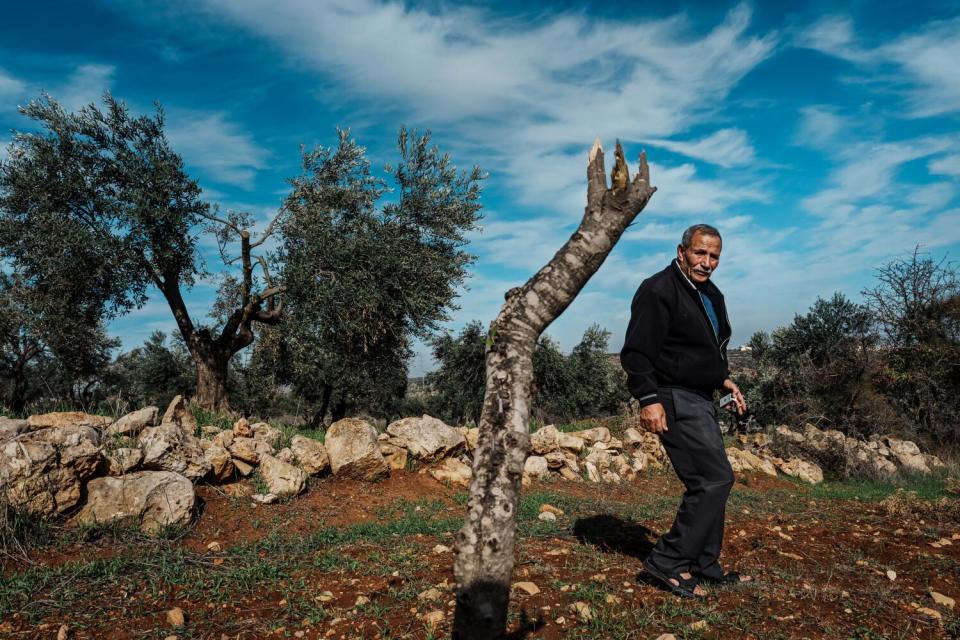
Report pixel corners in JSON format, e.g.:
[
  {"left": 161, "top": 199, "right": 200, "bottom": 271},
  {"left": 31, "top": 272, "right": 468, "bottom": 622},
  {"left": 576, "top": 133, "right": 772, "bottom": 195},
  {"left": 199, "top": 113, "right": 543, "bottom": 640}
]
[{"left": 572, "top": 514, "right": 657, "bottom": 559}]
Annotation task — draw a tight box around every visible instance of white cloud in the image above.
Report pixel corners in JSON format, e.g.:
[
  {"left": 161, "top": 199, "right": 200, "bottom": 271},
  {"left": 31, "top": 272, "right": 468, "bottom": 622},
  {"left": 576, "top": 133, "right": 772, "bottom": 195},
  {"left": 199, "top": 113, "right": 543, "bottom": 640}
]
[
  {"left": 797, "top": 16, "right": 960, "bottom": 117},
  {"left": 794, "top": 105, "right": 846, "bottom": 149},
  {"left": 646, "top": 128, "right": 756, "bottom": 167},
  {"left": 197, "top": 0, "right": 776, "bottom": 211},
  {"left": 167, "top": 112, "right": 268, "bottom": 188},
  {"left": 55, "top": 64, "right": 115, "bottom": 112},
  {"left": 929, "top": 154, "right": 960, "bottom": 178},
  {"left": 0, "top": 67, "right": 26, "bottom": 100}
]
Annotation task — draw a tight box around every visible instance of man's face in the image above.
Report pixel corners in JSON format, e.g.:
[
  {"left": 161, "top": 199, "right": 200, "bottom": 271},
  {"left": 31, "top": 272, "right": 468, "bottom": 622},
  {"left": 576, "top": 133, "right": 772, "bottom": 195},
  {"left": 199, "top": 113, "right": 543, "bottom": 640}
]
[{"left": 677, "top": 232, "right": 721, "bottom": 284}]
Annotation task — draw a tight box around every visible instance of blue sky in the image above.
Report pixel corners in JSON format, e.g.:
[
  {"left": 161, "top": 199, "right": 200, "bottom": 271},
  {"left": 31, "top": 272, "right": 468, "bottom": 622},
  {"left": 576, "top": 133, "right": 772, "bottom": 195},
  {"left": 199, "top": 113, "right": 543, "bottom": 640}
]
[{"left": 2, "top": 1, "right": 959, "bottom": 376}]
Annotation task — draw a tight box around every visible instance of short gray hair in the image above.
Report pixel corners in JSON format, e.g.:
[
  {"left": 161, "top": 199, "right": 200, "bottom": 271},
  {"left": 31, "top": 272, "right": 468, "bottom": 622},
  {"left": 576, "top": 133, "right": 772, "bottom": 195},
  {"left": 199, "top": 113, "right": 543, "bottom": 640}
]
[{"left": 680, "top": 224, "right": 721, "bottom": 249}]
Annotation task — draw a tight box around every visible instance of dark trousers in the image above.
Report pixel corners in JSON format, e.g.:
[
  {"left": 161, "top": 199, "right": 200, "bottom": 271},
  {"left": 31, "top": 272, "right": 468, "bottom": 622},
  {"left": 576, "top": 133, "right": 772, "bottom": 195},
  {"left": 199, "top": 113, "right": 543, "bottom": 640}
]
[{"left": 647, "top": 387, "right": 734, "bottom": 579}]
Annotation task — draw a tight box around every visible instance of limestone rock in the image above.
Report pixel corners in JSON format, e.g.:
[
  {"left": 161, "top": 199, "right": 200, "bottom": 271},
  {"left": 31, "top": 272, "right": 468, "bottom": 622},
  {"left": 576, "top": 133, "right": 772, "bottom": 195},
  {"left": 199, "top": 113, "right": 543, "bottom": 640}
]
[
  {"left": 430, "top": 457, "right": 472, "bottom": 487},
  {"left": 106, "top": 406, "right": 159, "bottom": 437},
  {"left": 379, "top": 441, "right": 408, "bottom": 471},
  {"left": 326, "top": 418, "right": 389, "bottom": 481},
  {"left": 227, "top": 437, "right": 260, "bottom": 464},
  {"left": 462, "top": 427, "right": 479, "bottom": 451},
  {"left": 232, "top": 417, "right": 252, "bottom": 438},
  {"left": 530, "top": 425, "right": 561, "bottom": 454},
  {"left": 523, "top": 456, "right": 550, "bottom": 482},
  {"left": 160, "top": 396, "right": 197, "bottom": 434},
  {"left": 138, "top": 423, "right": 211, "bottom": 482},
  {"left": 386, "top": 415, "right": 465, "bottom": 461},
  {"left": 558, "top": 432, "right": 585, "bottom": 452},
  {"left": 27, "top": 411, "right": 112, "bottom": 430},
  {"left": 275, "top": 447, "right": 295, "bottom": 465},
  {"left": 233, "top": 459, "right": 254, "bottom": 476},
  {"left": 778, "top": 458, "right": 823, "bottom": 484},
  {"left": 543, "top": 450, "right": 566, "bottom": 469},
  {"left": 567, "top": 426, "right": 610, "bottom": 445},
  {"left": 726, "top": 447, "right": 777, "bottom": 477},
  {"left": 105, "top": 447, "right": 144, "bottom": 476},
  {"left": 259, "top": 454, "right": 306, "bottom": 497},
  {"left": 584, "top": 461, "right": 601, "bottom": 483},
  {"left": 0, "top": 424, "right": 102, "bottom": 516},
  {"left": 0, "top": 416, "right": 28, "bottom": 441},
  {"left": 883, "top": 437, "right": 930, "bottom": 474},
  {"left": 211, "top": 429, "right": 234, "bottom": 449},
  {"left": 204, "top": 444, "right": 234, "bottom": 482},
  {"left": 622, "top": 427, "right": 645, "bottom": 447},
  {"left": 72, "top": 471, "right": 195, "bottom": 533},
  {"left": 250, "top": 422, "right": 284, "bottom": 448}
]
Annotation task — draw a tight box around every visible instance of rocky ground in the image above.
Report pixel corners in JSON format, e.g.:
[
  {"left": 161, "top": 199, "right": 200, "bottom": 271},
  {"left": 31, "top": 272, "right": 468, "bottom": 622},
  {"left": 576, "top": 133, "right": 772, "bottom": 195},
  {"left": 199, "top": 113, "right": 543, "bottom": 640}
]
[{"left": 2, "top": 445, "right": 958, "bottom": 638}]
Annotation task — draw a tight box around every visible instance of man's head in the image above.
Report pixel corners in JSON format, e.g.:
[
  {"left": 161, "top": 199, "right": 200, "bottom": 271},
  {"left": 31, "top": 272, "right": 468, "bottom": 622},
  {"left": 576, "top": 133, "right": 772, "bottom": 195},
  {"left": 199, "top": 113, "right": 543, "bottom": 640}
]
[{"left": 677, "top": 224, "right": 722, "bottom": 285}]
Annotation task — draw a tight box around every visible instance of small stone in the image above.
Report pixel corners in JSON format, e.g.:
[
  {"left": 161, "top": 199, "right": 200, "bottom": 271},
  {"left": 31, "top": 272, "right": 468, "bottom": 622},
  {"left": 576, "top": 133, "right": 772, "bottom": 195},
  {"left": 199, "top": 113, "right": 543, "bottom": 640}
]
[
  {"left": 57, "top": 624, "right": 69, "bottom": 640},
  {"left": 423, "top": 610, "right": 444, "bottom": 626},
  {"left": 433, "top": 544, "right": 451, "bottom": 554},
  {"left": 512, "top": 582, "right": 540, "bottom": 596},
  {"left": 688, "top": 620, "right": 708, "bottom": 631},
  {"left": 539, "top": 504, "right": 564, "bottom": 517},
  {"left": 316, "top": 591, "right": 334, "bottom": 602},
  {"left": 251, "top": 493, "right": 278, "bottom": 505},
  {"left": 538, "top": 511, "right": 557, "bottom": 522},
  {"left": 915, "top": 606, "right": 943, "bottom": 622},
  {"left": 167, "top": 607, "right": 186, "bottom": 627},
  {"left": 569, "top": 601, "right": 592, "bottom": 622},
  {"left": 206, "top": 541, "right": 222, "bottom": 552},
  {"left": 887, "top": 569, "right": 897, "bottom": 581},
  {"left": 590, "top": 573, "right": 606, "bottom": 582},
  {"left": 354, "top": 595, "right": 370, "bottom": 607},
  {"left": 605, "top": 594, "right": 622, "bottom": 604},
  {"left": 554, "top": 617, "right": 566, "bottom": 625},
  {"left": 418, "top": 588, "right": 443, "bottom": 601},
  {"left": 930, "top": 591, "right": 955, "bottom": 610}
]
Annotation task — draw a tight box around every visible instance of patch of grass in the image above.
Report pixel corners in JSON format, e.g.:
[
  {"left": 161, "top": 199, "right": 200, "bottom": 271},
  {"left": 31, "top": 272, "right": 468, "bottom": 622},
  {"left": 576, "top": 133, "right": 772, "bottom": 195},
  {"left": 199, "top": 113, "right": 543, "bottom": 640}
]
[
  {"left": 274, "top": 422, "right": 326, "bottom": 447},
  {"left": 812, "top": 472, "right": 951, "bottom": 502},
  {"left": 189, "top": 403, "right": 234, "bottom": 431}
]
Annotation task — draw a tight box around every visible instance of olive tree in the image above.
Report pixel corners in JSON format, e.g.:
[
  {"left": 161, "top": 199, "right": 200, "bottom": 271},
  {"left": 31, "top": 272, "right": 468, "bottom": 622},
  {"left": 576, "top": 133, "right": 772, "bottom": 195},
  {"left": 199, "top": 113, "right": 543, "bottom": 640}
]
[{"left": 0, "top": 94, "right": 283, "bottom": 410}]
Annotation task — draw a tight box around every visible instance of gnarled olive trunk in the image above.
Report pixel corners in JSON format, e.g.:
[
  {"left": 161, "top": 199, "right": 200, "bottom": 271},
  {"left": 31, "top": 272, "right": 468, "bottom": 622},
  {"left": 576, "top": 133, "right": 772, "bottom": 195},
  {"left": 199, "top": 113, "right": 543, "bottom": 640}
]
[
  {"left": 452, "top": 140, "right": 655, "bottom": 639},
  {"left": 192, "top": 344, "right": 232, "bottom": 413}
]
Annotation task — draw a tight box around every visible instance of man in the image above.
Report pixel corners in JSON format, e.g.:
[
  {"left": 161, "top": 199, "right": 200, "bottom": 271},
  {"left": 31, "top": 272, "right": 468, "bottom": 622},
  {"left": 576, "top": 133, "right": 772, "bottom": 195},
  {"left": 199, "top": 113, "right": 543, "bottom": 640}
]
[{"left": 620, "top": 223, "right": 750, "bottom": 598}]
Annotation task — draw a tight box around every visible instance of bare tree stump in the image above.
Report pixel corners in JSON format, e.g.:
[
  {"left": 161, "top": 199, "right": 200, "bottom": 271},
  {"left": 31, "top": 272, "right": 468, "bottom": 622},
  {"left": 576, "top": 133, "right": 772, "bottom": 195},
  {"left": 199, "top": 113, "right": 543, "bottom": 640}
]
[{"left": 452, "top": 139, "right": 656, "bottom": 639}]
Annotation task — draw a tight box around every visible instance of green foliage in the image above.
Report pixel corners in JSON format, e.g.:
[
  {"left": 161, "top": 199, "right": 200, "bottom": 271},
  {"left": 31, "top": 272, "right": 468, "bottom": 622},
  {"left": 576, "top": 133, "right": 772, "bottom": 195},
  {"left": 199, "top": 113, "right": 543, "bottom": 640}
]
[
  {"left": 106, "top": 331, "right": 194, "bottom": 410},
  {"left": 258, "top": 128, "right": 484, "bottom": 424},
  {"left": 424, "top": 320, "right": 487, "bottom": 425}
]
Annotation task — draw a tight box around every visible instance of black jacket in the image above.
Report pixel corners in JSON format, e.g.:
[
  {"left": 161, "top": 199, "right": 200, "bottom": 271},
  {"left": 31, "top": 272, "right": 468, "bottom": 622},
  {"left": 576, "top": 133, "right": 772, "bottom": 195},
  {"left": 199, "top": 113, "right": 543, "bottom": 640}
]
[{"left": 620, "top": 260, "right": 732, "bottom": 406}]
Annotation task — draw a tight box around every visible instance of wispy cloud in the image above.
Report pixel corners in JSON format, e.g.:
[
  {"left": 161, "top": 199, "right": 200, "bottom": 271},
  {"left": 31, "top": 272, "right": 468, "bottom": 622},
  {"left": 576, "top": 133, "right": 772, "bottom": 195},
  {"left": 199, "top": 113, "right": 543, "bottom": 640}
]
[
  {"left": 56, "top": 64, "right": 115, "bottom": 112},
  {"left": 797, "top": 15, "right": 960, "bottom": 117},
  {"left": 929, "top": 154, "right": 960, "bottom": 178},
  {"left": 0, "top": 67, "right": 26, "bottom": 101},
  {"left": 646, "top": 128, "right": 756, "bottom": 168},
  {"left": 166, "top": 111, "right": 269, "bottom": 189}
]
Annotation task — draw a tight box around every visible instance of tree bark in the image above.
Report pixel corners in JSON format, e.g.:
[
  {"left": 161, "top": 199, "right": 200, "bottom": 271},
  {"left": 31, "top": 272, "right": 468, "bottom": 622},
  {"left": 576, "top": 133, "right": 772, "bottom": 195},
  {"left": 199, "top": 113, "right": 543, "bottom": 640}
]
[
  {"left": 192, "top": 339, "right": 232, "bottom": 414},
  {"left": 452, "top": 139, "right": 655, "bottom": 639}
]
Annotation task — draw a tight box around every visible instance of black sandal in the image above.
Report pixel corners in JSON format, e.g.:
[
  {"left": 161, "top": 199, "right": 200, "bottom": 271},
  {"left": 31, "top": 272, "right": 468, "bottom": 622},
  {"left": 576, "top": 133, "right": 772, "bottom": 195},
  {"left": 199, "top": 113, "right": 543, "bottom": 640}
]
[
  {"left": 696, "top": 570, "right": 751, "bottom": 585},
  {"left": 642, "top": 558, "right": 705, "bottom": 599}
]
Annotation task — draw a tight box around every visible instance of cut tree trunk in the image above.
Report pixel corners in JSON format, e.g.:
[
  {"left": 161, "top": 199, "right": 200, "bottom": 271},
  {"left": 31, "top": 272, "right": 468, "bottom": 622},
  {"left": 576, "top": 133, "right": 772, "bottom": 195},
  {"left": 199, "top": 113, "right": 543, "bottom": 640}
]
[{"left": 452, "top": 139, "right": 655, "bottom": 639}]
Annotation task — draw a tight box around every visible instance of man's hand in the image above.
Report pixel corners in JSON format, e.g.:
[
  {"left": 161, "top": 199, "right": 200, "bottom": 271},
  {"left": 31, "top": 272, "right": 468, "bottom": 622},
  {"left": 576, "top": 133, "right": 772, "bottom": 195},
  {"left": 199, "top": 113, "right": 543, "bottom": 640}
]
[
  {"left": 640, "top": 402, "right": 668, "bottom": 434},
  {"left": 722, "top": 378, "right": 747, "bottom": 415}
]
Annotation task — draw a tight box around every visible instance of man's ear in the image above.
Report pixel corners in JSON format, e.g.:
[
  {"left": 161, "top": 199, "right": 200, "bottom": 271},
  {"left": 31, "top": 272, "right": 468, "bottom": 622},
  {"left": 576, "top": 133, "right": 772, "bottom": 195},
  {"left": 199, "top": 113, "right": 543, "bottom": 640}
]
[{"left": 676, "top": 246, "right": 684, "bottom": 263}]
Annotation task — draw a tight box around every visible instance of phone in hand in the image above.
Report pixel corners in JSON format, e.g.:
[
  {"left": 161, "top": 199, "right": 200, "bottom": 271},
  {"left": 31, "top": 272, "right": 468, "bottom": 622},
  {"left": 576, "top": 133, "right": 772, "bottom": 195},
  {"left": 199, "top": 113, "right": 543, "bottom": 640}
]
[{"left": 719, "top": 393, "right": 734, "bottom": 409}]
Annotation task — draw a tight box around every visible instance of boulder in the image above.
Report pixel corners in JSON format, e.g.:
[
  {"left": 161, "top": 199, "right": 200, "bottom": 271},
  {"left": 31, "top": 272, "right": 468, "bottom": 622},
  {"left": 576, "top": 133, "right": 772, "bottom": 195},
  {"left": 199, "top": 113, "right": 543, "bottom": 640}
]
[
  {"left": 379, "top": 442, "right": 409, "bottom": 471},
  {"left": 726, "top": 447, "right": 777, "bottom": 477},
  {"left": 609, "top": 454, "right": 636, "bottom": 481},
  {"left": 160, "top": 395, "right": 198, "bottom": 434},
  {"left": 584, "top": 461, "right": 601, "bottom": 483},
  {"left": 27, "top": 411, "right": 112, "bottom": 430},
  {"left": 290, "top": 435, "right": 330, "bottom": 475},
  {"left": 212, "top": 429, "right": 234, "bottom": 449},
  {"left": 204, "top": 444, "right": 234, "bottom": 482},
  {"left": 138, "top": 423, "right": 211, "bottom": 482},
  {"left": 523, "top": 456, "right": 550, "bottom": 482},
  {"left": 430, "top": 457, "right": 472, "bottom": 487},
  {"left": 275, "top": 447, "right": 296, "bottom": 465},
  {"left": 777, "top": 458, "right": 823, "bottom": 484},
  {"left": 530, "top": 425, "right": 561, "bottom": 454},
  {"left": 250, "top": 422, "right": 284, "bottom": 448},
  {"left": 543, "top": 450, "right": 566, "bottom": 470},
  {"left": 1, "top": 423, "right": 104, "bottom": 515},
  {"left": 325, "top": 418, "right": 389, "bottom": 481},
  {"left": 567, "top": 426, "right": 610, "bottom": 445},
  {"left": 104, "top": 447, "right": 144, "bottom": 476},
  {"left": 72, "top": 471, "right": 195, "bottom": 533},
  {"left": 774, "top": 425, "right": 805, "bottom": 444},
  {"left": 558, "top": 432, "right": 586, "bottom": 452},
  {"left": 622, "top": 427, "right": 645, "bottom": 447},
  {"left": 105, "top": 406, "right": 159, "bottom": 437},
  {"left": 258, "top": 454, "right": 307, "bottom": 498},
  {"left": 883, "top": 437, "right": 930, "bottom": 474},
  {"left": 386, "top": 415, "right": 465, "bottom": 461},
  {"left": 227, "top": 437, "right": 260, "bottom": 464},
  {"left": 461, "top": 427, "right": 479, "bottom": 452},
  {"left": 0, "top": 416, "right": 29, "bottom": 441},
  {"left": 233, "top": 459, "right": 254, "bottom": 477},
  {"left": 232, "top": 417, "right": 253, "bottom": 438}
]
